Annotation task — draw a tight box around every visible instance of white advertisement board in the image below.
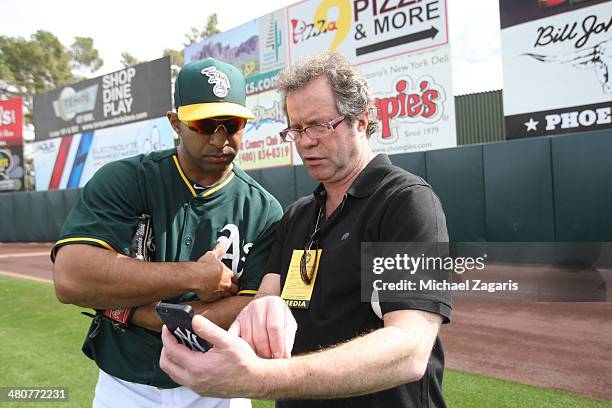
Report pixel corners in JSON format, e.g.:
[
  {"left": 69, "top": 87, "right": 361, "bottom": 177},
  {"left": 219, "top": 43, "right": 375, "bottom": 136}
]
[
  {"left": 287, "top": 0, "right": 448, "bottom": 65},
  {"left": 500, "top": 0, "right": 612, "bottom": 138},
  {"left": 364, "top": 46, "right": 456, "bottom": 154},
  {"left": 185, "top": 0, "right": 455, "bottom": 168}
]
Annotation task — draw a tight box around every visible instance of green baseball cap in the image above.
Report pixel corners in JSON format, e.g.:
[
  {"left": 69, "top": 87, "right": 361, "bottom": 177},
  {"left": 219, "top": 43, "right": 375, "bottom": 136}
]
[{"left": 174, "top": 58, "right": 254, "bottom": 121}]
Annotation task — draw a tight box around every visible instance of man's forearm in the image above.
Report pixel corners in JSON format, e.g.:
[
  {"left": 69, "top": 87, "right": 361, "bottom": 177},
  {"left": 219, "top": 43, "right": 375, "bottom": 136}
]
[
  {"left": 159, "top": 309, "right": 440, "bottom": 400},
  {"left": 259, "top": 326, "right": 426, "bottom": 400},
  {"left": 54, "top": 245, "right": 203, "bottom": 308}
]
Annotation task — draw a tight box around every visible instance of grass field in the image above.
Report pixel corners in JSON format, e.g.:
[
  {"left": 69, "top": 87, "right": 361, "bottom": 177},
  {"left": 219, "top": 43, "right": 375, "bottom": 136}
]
[{"left": 1, "top": 274, "right": 610, "bottom": 408}]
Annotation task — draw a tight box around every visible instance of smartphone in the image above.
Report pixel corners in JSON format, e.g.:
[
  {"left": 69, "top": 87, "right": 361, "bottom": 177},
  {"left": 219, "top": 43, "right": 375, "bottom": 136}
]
[{"left": 155, "top": 302, "right": 210, "bottom": 352}]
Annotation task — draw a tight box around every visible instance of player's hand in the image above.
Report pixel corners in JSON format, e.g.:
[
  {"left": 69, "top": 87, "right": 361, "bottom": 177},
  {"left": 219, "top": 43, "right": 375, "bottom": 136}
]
[
  {"left": 229, "top": 295, "right": 296, "bottom": 359},
  {"left": 194, "top": 241, "right": 238, "bottom": 302},
  {"left": 160, "top": 315, "right": 267, "bottom": 398}
]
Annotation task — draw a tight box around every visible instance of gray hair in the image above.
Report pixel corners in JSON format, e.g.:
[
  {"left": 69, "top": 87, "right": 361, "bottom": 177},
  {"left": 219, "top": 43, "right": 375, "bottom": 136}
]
[{"left": 277, "top": 52, "right": 378, "bottom": 137}]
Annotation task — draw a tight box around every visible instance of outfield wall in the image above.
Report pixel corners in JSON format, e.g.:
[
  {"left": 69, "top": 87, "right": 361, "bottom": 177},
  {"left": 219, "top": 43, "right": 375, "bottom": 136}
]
[{"left": 0, "top": 130, "right": 610, "bottom": 243}]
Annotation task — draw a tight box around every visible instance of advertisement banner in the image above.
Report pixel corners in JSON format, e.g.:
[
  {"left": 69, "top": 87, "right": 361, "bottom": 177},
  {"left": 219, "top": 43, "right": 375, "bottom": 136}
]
[
  {"left": 259, "top": 9, "right": 288, "bottom": 73},
  {"left": 183, "top": 0, "right": 455, "bottom": 169},
  {"left": 499, "top": 0, "right": 612, "bottom": 138},
  {"left": 31, "top": 116, "right": 175, "bottom": 191},
  {"left": 287, "top": 0, "right": 448, "bottom": 66},
  {"left": 185, "top": 9, "right": 287, "bottom": 96},
  {"left": 363, "top": 46, "right": 456, "bottom": 154},
  {"left": 32, "top": 57, "right": 172, "bottom": 141},
  {"left": 0, "top": 145, "right": 25, "bottom": 192},
  {"left": 186, "top": 21, "right": 261, "bottom": 78},
  {"left": 236, "top": 90, "right": 293, "bottom": 170},
  {"left": 0, "top": 97, "right": 23, "bottom": 147}
]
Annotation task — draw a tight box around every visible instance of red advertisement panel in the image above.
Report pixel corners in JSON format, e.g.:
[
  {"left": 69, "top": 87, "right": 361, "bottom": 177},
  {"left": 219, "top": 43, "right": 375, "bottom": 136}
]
[{"left": 0, "top": 97, "right": 23, "bottom": 147}]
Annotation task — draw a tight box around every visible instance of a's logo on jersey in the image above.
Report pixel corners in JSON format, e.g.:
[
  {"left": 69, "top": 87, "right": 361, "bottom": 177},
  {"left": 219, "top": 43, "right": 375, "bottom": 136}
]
[
  {"left": 217, "top": 224, "right": 252, "bottom": 278},
  {"left": 201, "top": 67, "right": 230, "bottom": 98}
]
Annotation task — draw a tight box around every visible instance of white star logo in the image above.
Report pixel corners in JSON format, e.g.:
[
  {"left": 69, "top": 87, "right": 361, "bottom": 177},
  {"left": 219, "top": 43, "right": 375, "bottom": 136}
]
[{"left": 524, "top": 118, "right": 539, "bottom": 132}]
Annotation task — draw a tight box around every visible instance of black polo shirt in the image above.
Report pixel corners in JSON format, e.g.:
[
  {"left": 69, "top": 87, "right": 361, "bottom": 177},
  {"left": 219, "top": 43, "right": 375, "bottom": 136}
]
[{"left": 267, "top": 154, "right": 451, "bottom": 408}]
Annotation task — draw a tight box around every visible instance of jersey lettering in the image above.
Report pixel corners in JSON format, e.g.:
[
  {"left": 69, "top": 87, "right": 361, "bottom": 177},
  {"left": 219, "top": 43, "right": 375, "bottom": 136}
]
[{"left": 217, "top": 224, "right": 252, "bottom": 278}]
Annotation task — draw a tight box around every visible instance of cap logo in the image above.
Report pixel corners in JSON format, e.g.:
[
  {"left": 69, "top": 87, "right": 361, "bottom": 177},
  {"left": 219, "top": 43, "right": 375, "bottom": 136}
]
[{"left": 201, "top": 66, "right": 230, "bottom": 98}]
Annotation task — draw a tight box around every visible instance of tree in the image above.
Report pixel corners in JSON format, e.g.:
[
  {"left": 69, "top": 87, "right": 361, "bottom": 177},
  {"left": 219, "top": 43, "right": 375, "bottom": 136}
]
[
  {"left": 184, "top": 14, "right": 221, "bottom": 46},
  {"left": 163, "top": 48, "right": 184, "bottom": 79},
  {"left": 161, "top": 14, "right": 221, "bottom": 81},
  {"left": 120, "top": 52, "right": 140, "bottom": 68},
  {"left": 163, "top": 48, "right": 184, "bottom": 68},
  {"left": 0, "top": 30, "right": 103, "bottom": 123},
  {"left": 71, "top": 37, "right": 104, "bottom": 73},
  {"left": 119, "top": 13, "right": 221, "bottom": 82}
]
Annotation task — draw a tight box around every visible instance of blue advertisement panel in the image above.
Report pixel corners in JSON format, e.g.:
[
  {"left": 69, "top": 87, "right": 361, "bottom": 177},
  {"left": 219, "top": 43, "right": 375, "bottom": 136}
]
[{"left": 31, "top": 116, "right": 175, "bottom": 191}]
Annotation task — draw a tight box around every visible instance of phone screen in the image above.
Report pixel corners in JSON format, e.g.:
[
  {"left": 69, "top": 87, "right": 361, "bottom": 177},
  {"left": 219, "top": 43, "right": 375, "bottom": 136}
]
[{"left": 155, "top": 303, "right": 210, "bottom": 352}]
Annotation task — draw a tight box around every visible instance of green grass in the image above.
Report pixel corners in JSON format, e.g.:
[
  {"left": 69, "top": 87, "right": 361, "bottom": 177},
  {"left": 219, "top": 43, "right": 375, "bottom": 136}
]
[
  {"left": 444, "top": 370, "right": 611, "bottom": 408},
  {"left": 0, "top": 275, "right": 98, "bottom": 408},
  {"left": 0, "top": 274, "right": 610, "bottom": 408}
]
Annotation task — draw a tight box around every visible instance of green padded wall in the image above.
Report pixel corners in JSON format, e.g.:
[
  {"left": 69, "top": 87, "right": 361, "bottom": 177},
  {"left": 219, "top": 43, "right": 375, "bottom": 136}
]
[
  {"left": 0, "top": 193, "right": 16, "bottom": 242},
  {"left": 46, "top": 188, "right": 81, "bottom": 240},
  {"left": 552, "top": 130, "right": 612, "bottom": 242},
  {"left": 483, "top": 137, "right": 556, "bottom": 241},
  {"left": 2, "top": 131, "right": 611, "bottom": 243},
  {"left": 294, "top": 165, "right": 319, "bottom": 200},
  {"left": 426, "top": 145, "right": 486, "bottom": 242},
  {"left": 259, "top": 166, "right": 296, "bottom": 209},
  {"left": 0, "top": 189, "right": 82, "bottom": 243},
  {"left": 14, "top": 191, "right": 49, "bottom": 242},
  {"left": 389, "top": 152, "right": 427, "bottom": 180}
]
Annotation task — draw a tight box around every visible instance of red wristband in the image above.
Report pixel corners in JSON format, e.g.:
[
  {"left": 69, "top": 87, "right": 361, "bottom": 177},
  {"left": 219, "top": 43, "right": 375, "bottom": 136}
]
[{"left": 103, "top": 308, "right": 134, "bottom": 325}]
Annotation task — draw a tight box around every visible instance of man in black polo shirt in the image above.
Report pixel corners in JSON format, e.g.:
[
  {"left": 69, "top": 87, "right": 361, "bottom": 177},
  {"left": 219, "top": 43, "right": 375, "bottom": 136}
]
[{"left": 160, "top": 52, "right": 451, "bottom": 408}]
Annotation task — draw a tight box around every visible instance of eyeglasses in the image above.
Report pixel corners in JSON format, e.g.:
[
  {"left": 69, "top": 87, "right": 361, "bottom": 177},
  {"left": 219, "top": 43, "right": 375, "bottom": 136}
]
[
  {"left": 279, "top": 115, "right": 345, "bottom": 143},
  {"left": 183, "top": 117, "right": 247, "bottom": 135},
  {"left": 300, "top": 207, "right": 323, "bottom": 285}
]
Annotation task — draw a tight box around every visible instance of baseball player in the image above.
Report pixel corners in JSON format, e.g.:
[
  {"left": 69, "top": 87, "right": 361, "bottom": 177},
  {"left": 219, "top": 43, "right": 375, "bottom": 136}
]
[{"left": 52, "top": 58, "right": 283, "bottom": 408}]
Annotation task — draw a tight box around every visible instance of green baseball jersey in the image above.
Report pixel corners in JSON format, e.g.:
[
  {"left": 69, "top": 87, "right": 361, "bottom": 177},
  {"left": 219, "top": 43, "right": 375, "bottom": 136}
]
[{"left": 51, "top": 147, "right": 282, "bottom": 388}]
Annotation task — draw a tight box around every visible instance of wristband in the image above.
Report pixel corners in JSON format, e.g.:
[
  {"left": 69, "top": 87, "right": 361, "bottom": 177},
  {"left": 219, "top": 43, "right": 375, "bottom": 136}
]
[{"left": 103, "top": 308, "right": 134, "bottom": 326}]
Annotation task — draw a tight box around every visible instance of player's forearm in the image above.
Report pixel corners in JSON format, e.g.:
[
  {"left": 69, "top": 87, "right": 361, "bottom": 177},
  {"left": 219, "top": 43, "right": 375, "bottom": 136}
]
[
  {"left": 132, "top": 296, "right": 252, "bottom": 332},
  {"left": 254, "top": 273, "right": 281, "bottom": 298},
  {"left": 191, "top": 296, "right": 252, "bottom": 329},
  {"left": 259, "top": 326, "right": 426, "bottom": 400},
  {"left": 130, "top": 302, "right": 163, "bottom": 332},
  {"left": 53, "top": 245, "right": 201, "bottom": 308}
]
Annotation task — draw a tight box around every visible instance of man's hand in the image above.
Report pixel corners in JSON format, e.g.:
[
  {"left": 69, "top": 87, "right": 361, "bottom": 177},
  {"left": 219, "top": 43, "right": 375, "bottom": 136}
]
[
  {"left": 160, "top": 315, "right": 267, "bottom": 398},
  {"left": 230, "top": 296, "right": 297, "bottom": 359},
  {"left": 194, "top": 241, "right": 238, "bottom": 302}
]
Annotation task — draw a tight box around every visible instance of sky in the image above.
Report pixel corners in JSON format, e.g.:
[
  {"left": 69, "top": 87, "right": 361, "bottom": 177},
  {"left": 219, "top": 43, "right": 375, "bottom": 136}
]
[{"left": 2, "top": 0, "right": 504, "bottom": 96}]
